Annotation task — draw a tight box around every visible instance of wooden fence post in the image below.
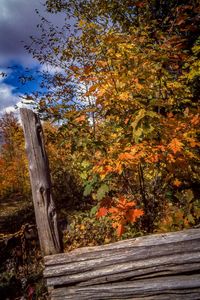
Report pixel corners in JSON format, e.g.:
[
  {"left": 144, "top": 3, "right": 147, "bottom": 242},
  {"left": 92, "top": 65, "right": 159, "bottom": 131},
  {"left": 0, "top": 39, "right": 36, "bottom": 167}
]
[{"left": 20, "top": 108, "right": 61, "bottom": 255}]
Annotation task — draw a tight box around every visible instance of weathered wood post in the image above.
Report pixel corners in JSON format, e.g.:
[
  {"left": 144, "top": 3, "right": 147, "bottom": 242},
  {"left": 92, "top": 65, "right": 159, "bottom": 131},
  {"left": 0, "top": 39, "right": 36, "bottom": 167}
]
[{"left": 20, "top": 108, "right": 61, "bottom": 255}]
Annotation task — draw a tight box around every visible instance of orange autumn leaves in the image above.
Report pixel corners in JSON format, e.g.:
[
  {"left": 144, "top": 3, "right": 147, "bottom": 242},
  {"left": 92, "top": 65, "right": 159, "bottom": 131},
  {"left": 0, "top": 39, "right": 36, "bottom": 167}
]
[
  {"left": 96, "top": 197, "right": 144, "bottom": 236},
  {"left": 93, "top": 110, "right": 200, "bottom": 182}
]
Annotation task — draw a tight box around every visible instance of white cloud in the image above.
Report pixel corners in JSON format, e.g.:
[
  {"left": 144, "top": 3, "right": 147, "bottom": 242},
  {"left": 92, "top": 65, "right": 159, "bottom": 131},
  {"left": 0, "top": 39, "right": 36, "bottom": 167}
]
[
  {"left": 39, "top": 63, "right": 64, "bottom": 75},
  {"left": 0, "top": 83, "right": 20, "bottom": 110},
  {"left": 0, "top": 0, "right": 65, "bottom": 67},
  {"left": 0, "top": 0, "right": 66, "bottom": 113},
  {"left": 0, "top": 68, "right": 19, "bottom": 114}
]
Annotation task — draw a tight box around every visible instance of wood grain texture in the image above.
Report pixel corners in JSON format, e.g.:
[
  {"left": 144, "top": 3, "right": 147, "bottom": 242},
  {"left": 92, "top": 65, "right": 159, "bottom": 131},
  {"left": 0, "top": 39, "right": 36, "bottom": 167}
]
[
  {"left": 44, "top": 228, "right": 200, "bottom": 299},
  {"left": 20, "top": 108, "right": 61, "bottom": 255},
  {"left": 51, "top": 275, "right": 200, "bottom": 300}
]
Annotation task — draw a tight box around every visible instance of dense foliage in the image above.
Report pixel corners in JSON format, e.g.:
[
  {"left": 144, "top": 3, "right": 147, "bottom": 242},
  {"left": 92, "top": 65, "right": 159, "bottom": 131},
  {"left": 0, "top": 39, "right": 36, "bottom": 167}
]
[
  {"left": 0, "top": 113, "right": 30, "bottom": 198},
  {"left": 1, "top": 1, "right": 200, "bottom": 251}
]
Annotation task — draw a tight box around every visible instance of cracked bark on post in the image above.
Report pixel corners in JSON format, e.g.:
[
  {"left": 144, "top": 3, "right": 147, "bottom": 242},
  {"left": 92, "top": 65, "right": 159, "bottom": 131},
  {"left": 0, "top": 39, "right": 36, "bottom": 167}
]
[{"left": 20, "top": 108, "right": 61, "bottom": 256}]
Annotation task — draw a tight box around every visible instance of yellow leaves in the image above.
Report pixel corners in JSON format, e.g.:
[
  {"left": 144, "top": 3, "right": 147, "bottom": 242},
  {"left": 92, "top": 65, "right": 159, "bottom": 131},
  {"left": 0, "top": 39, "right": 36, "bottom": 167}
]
[
  {"left": 157, "top": 194, "right": 198, "bottom": 233},
  {"left": 133, "top": 78, "right": 143, "bottom": 91},
  {"left": 168, "top": 138, "right": 184, "bottom": 154},
  {"left": 97, "top": 83, "right": 111, "bottom": 97},
  {"left": 78, "top": 19, "right": 87, "bottom": 27},
  {"left": 93, "top": 159, "right": 123, "bottom": 179},
  {"left": 131, "top": 108, "right": 145, "bottom": 130},
  {"left": 115, "top": 53, "right": 122, "bottom": 59},
  {"left": 78, "top": 19, "right": 98, "bottom": 29},
  {"left": 186, "top": 151, "right": 199, "bottom": 160},
  {"left": 80, "top": 224, "right": 85, "bottom": 230},
  {"left": 118, "top": 91, "right": 131, "bottom": 101}
]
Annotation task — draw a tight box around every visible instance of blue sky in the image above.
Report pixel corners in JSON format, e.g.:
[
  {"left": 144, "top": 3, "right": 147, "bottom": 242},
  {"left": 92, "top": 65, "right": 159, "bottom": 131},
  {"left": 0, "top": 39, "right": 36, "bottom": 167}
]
[
  {"left": 0, "top": 0, "right": 65, "bottom": 114},
  {"left": 4, "top": 64, "right": 42, "bottom": 94}
]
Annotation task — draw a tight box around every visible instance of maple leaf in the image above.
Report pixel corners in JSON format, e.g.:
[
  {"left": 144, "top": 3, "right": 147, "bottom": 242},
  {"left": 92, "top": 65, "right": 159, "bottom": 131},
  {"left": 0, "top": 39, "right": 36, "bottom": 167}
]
[
  {"left": 168, "top": 138, "right": 184, "bottom": 154},
  {"left": 128, "top": 209, "right": 144, "bottom": 223},
  {"left": 96, "top": 207, "right": 108, "bottom": 218},
  {"left": 173, "top": 178, "right": 182, "bottom": 187}
]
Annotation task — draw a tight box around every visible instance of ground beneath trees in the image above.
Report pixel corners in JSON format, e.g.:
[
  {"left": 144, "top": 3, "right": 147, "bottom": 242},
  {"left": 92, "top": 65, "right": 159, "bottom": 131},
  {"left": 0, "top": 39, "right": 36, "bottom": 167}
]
[
  {"left": 0, "top": 195, "right": 34, "bottom": 234},
  {"left": 0, "top": 195, "right": 47, "bottom": 300}
]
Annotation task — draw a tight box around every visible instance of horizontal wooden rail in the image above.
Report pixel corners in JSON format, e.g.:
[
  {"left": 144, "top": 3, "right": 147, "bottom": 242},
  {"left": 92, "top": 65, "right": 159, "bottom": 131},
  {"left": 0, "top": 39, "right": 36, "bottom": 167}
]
[{"left": 44, "top": 228, "right": 200, "bottom": 299}]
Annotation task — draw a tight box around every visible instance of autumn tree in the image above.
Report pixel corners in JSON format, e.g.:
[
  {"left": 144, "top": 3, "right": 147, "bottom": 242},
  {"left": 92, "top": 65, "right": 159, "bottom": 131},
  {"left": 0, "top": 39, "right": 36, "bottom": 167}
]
[
  {"left": 25, "top": 0, "right": 200, "bottom": 237},
  {"left": 0, "top": 113, "right": 30, "bottom": 198}
]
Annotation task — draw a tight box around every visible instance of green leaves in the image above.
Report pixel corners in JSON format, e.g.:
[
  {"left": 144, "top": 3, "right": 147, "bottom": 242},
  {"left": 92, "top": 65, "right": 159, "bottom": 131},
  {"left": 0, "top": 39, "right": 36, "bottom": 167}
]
[
  {"left": 83, "top": 183, "right": 93, "bottom": 196},
  {"left": 131, "top": 109, "right": 160, "bottom": 143},
  {"left": 96, "top": 183, "right": 109, "bottom": 201}
]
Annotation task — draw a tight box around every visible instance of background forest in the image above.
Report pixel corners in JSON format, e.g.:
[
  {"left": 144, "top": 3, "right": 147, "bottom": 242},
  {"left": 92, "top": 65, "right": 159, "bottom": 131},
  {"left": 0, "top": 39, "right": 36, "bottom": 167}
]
[{"left": 0, "top": 0, "right": 200, "bottom": 298}]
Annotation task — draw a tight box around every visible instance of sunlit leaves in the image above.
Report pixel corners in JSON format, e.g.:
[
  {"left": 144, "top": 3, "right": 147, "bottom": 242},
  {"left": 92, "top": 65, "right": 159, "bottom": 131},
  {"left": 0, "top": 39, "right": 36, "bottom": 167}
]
[
  {"left": 0, "top": 113, "right": 30, "bottom": 197},
  {"left": 96, "top": 197, "right": 144, "bottom": 236},
  {"left": 168, "top": 138, "right": 184, "bottom": 154},
  {"left": 26, "top": 0, "right": 200, "bottom": 240}
]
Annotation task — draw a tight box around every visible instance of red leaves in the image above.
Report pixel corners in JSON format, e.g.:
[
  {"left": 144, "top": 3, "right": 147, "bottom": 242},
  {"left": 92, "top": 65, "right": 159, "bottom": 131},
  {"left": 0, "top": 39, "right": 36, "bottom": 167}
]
[
  {"left": 128, "top": 208, "right": 144, "bottom": 222},
  {"left": 96, "top": 197, "right": 144, "bottom": 236},
  {"left": 135, "top": 1, "right": 146, "bottom": 8},
  {"left": 96, "top": 207, "right": 108, "bottom": 218}
]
